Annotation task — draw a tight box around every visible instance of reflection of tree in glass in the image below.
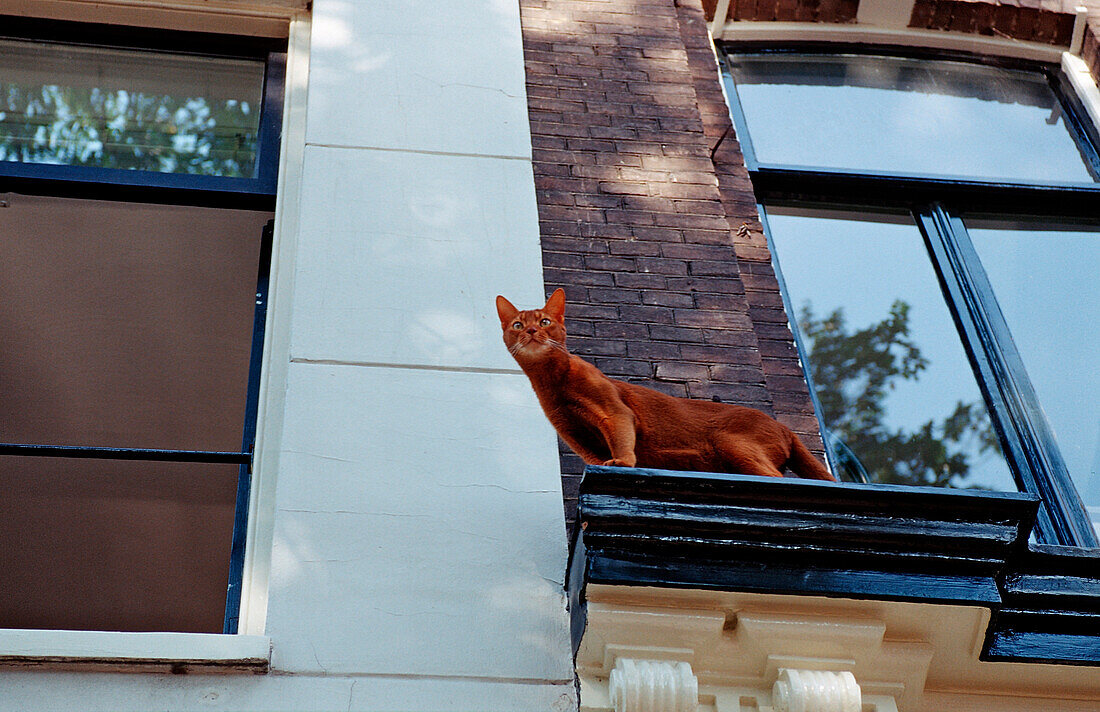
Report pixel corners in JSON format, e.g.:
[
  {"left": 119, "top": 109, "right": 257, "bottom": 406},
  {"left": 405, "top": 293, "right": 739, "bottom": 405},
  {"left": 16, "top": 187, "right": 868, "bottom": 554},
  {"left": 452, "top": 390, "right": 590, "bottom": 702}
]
[
  {"left": 800, "top": 300, "right": 1000, "bottom": 488},
  {"left": 0, "top": 84, "right": 257, "bottom": 177}
]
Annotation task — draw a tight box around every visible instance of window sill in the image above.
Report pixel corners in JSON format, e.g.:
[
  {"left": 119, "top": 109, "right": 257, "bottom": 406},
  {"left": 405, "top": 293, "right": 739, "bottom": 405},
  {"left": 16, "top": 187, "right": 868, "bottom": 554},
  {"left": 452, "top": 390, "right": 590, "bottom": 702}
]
[
  {"left": 569, "top": 465, "right": 1100, "bottom": 667},
  {"left": 0, "top": 629, "right": 270, "bottom": 673}
]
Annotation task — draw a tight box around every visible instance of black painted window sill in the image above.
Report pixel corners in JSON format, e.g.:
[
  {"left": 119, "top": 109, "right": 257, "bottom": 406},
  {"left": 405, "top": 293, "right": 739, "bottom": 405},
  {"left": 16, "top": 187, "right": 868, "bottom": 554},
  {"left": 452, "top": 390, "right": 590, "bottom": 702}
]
[{"left": 568, "top": 465, "right": 1100, "bottom": 667}]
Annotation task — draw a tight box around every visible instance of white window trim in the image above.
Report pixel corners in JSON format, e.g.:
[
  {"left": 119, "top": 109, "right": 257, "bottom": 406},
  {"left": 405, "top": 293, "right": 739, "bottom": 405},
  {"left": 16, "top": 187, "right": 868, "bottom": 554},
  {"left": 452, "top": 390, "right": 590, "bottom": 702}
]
[
  {"left": 714, "top": 22, "right": 1066, "bottom": 63},
  {"left": 236, "top": 11, "right": 310, "bottom": 638},
  {"left": 1064, "top": 51, "right": 1100, "bottom": 136},
  {"left": 0, "top": 3, "right": 310, "bottom": 668},
  {"left": 0, "top": 629, "right": 270, "bottom": 671}
]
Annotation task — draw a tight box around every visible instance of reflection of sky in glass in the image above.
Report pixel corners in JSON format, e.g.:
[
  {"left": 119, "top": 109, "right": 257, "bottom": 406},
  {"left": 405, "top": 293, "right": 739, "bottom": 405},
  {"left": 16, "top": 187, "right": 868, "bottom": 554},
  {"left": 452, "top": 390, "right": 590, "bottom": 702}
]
[
  {"left": 766, "top": 209, "right": 1015, "bottom": 490},
  {"left": 731, "top": 54, "right": 1095, "bottom": 184},
  {"left": 969, "top": 224, "right": 1100, "bottom": 531}
]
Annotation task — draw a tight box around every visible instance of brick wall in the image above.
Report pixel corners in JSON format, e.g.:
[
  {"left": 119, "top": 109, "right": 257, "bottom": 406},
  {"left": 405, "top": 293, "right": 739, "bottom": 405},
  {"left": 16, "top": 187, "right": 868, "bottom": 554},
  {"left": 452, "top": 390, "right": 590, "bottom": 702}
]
[
  {"left": 706, "top": 0, "right": 859, "bottom": 23},
  {"left": 908, "top": 0, "right": 1075, "bottom": 44},
  {"left": 519, "top": 0, "right": 823, "bottom": 523},
  {"left": 704, "top": 0, "right": 1100, "bottom": 86}
]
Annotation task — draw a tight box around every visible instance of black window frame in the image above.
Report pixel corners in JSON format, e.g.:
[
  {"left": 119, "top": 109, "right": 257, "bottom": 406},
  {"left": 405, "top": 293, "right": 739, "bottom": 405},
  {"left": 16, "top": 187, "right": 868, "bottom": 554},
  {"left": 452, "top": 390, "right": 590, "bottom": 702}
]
[
  {"left": 0, "top": 15, "right": 285, "bottom": 633},
  {"left": 720, "top": 42, "right": 1100, "bottom": 549},
  {"left": 0, "top": 15, "right": 285, "bottom": 210}
]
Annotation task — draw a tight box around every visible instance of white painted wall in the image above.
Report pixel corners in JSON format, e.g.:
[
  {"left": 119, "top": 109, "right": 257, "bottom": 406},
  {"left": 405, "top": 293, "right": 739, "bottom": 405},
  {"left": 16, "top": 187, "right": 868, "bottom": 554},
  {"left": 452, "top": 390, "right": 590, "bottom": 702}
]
[{"left": 0, "top": 0, "right": 576, "bottom": 709}]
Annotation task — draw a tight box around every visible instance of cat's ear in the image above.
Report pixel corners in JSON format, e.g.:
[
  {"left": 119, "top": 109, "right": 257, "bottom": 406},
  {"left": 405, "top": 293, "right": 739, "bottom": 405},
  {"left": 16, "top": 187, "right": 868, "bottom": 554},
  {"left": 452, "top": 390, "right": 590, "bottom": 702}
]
[
  {"left": 496, "top": 295, "right": 519, "bottom": 326},
  {"left": 544, "top": 288, "right": 566, "bottom": 322}
]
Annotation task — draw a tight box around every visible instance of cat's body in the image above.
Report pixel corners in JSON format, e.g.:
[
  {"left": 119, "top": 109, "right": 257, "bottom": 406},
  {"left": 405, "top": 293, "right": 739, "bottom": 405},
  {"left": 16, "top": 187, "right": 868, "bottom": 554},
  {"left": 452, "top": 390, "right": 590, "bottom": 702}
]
[{"left": 496, "top": 289, "right": 835, "bottom": 481}]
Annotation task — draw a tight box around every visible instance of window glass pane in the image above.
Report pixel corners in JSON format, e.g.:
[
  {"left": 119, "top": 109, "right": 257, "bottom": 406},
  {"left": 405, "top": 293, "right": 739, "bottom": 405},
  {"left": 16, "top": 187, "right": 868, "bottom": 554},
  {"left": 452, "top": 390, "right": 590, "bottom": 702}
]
[
  {"left": 0, "top": 457, "right": 237, "bottom": 632},
  {"left": 967, "top": 220, "right": 1100, "bottom": 535},
  {"left": 0, "top": 194, "right": 269, "bottom": 451},
  {"left": 765, "top": 207, "right": 1014, "bottom": 490},
  {"left": 0, "top": 39, "right": 265, "bottom": 177},
  {"left": 728, "top": 54, "right": 1095, "bottom": 184}
]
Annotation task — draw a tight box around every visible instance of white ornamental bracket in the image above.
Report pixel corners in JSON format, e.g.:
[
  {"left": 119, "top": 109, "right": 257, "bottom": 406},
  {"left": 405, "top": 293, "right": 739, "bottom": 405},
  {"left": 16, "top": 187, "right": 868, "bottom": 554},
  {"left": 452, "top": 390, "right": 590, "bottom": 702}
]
[
  {"left": 608, "top": 658, "right": 698, "bottom": 712},
  {"left": 772, "top": 669, "right": 862, "bottom": 712}
]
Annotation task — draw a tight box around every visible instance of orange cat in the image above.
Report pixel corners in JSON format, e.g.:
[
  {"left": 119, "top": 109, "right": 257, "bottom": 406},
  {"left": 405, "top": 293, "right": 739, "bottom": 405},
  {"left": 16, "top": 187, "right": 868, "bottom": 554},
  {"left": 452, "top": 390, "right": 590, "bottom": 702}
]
[{"left": 496, "top": 289, "right": 835, "bottom": 480}]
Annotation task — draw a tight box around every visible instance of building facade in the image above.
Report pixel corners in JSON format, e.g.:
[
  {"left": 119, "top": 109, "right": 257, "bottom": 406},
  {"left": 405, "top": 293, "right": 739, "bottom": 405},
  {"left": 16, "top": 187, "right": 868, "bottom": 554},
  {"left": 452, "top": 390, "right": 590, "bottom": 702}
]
[{"left": 0, "top": 0, "right": 1098, "bottom": 710}]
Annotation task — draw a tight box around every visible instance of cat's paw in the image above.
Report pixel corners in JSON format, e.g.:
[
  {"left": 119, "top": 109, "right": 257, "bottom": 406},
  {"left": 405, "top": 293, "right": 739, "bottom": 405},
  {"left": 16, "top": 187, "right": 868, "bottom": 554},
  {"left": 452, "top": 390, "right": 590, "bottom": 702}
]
[{"left": 602, "top": 458, "right": 636, "bottom": 468}]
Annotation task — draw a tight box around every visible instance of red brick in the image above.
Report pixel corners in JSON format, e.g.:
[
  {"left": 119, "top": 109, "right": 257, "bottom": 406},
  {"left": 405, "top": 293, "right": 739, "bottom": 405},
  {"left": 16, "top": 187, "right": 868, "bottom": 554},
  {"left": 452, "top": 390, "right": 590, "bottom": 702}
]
[
  {"left": 656, "top": 362, "right": 711, "bottom": 380},
  {"left": 949, "top": 3, "right": 977, "bottom": 32},
  {"left": 594, "top": 358, "right": 654, "bottom": 377},
  {"left": 757, "top": 339, "right": 799, "bottom": 359},
  {"left": 595, "top": 322, "right": 651, "bottom": 339},
  {"left": 993, "top": 4, "right": 1019, "bottom": 37},
  {"left": 760, "top": 357, "right": 808, "bottom": 378},
  {"left": 621, "top": 195, "right": 680, "bottom": 212},
  {"left": 574, "top": 194, "right": 623, "bottom": 209},
  {"left": 544, "top": 268, "right": 615, "bottom": 287},
  {"left": 700, "top": 329, "right": 759, "bottom": 347},
  {"left": 627, "top": 341, "right": 683, "bottom": 360},
  {"left": 569, "top": 336, "right": 629, "bottom": 356},
  {"left": 680, "top": 343, "right": 763, "bottom": 363},
  {"left": 631, "top": 226, "right": 686, "bottom": 242},
  {"left": 752, "top": 322, "right": 796, "bottom": 341},
  {"left": 565, "top": 303, "right": 620, "bottom": 320},
  {"left": 608, "top": 240, "right": 663, "bottom": 256},
  {"left": 930, "top": 1, "right": 954, "bottom": 30},
  {"left": 651, "top": 182, "right": 719, "bottom": 200},
  {"left": 794, "top": 1, "right": 817, "bottom": 22},
  {"left": 1053, "top": 12, "right": 1075, "bottom": 45},
  {"left": 540, "top": 236, "right": 609, "bottom": 253},
  {"left": 614, "top": 272, "right": 669, "bottom": 289},
  {"left": 694, "top": 293, "right": 748, "bottom": 310},
  {"left": 634, "top": 257, "right": 689, "bottom": 275},
  {"left": 776, "top": 415, "right": 822, "bottom": 433},
  {"left": 666, "top": 276, "right": 745, "bottom": 294},
  {"left": 541, "top": 252, "right": 585, "bottom": 269},
  {"left": 643, "top": 291, "right": 696, "bottom": 308},
  {"left": 650, "top": 324, "right": 708, "bottom": 342},
  {"left": 583, "top": 255, "right": 636, "bottom": 271},
  {"left": 710, "top": 363, "right": 767, "bottom": 382},
  {"left": 619, "top": 305, "right": 675, "bottom": 324},
  {"left": 687, "top": 381, "right": 771, "bottom": 404},
  {"left": 1016, "top": 7, "right": 1040, "bottom": 40},
  {"left": 1034, "top": 9, "right": 1059, "bottom": 43},
  {"left": 587, "top": 288, "right": 641, "bottom": 304}
]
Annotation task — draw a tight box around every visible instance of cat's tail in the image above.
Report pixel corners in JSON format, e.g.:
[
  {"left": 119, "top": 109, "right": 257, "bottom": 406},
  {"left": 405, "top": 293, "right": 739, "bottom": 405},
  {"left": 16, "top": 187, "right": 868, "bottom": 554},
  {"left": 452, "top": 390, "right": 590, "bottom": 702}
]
[{"left": 785, "top": 433, "right": 836, "bottom": 481}]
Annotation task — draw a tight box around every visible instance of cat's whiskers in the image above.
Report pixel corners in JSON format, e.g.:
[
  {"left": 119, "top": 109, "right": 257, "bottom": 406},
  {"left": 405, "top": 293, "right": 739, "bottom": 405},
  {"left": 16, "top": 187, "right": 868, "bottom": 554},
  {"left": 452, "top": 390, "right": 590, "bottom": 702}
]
[{"left": 545, "top": 337, "right": 569, "bottom": 354}]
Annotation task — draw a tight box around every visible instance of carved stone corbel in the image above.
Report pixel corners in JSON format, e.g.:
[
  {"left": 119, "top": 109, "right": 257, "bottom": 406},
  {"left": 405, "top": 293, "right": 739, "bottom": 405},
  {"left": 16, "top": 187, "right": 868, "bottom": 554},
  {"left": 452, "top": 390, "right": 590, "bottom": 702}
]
[
  {"left": 772, "top": 668, "right": 861, "bottom": 712},
  {"left": 608, "top": 658, "right": 698, "bottom": 712}
]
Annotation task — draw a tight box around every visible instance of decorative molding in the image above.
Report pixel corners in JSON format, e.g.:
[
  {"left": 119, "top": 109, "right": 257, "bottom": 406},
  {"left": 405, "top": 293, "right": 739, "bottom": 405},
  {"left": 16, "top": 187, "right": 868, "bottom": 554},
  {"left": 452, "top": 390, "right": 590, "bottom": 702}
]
[
  {"left": 713, "top": 23, "right": 1066, "bottom": 62},
  {"left": 772, "top": 669, "right": 861, "bottom": 712},
  {"left": 0, "top": 629, "right": 271, "bottom": 672},
  {"left": 569, "top": 465, "right": 1100, "bottom": 667},
  {"left": 1064, "top": 52, "right": 1100, "bottom": 137},
  {"left": 574, "top": 592, "right": 1100, "bottom": 711},
  {"left": 986, "top": 543, "right": 1100, "bottom": 664},
  {"left": 608, "top": 658, "right": 698, "bottom": 712},
  {"left": 572, "top": 465, "right": 1038, "bottom": 608}
]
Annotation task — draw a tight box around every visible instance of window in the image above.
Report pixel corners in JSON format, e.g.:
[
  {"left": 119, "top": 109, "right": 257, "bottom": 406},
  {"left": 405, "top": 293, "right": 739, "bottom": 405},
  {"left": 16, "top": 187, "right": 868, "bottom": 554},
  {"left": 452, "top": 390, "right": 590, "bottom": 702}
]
[
  {"left": 721, "top": 47, "right": 1100, "bottom": 547},
  {"left": 0, "top": 17, "right": 284, "bottom": 633}
]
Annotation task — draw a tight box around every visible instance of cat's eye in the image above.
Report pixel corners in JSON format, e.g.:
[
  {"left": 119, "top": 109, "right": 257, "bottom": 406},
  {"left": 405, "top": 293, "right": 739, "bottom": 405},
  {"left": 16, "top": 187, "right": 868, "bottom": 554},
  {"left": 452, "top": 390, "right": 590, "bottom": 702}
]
[
  {"left": 512, "top": 321, "right": 523, "bottom": 330},
  {"left": 540, "top": 318, "right": 551, "bottom": 327}
]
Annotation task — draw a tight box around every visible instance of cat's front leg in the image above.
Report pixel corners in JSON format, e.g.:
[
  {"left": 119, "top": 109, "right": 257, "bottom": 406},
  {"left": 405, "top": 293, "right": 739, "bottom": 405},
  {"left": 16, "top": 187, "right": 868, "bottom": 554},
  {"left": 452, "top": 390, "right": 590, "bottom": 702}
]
[{"left": 599, "top": 412, "right": 637, "bottom": 468}]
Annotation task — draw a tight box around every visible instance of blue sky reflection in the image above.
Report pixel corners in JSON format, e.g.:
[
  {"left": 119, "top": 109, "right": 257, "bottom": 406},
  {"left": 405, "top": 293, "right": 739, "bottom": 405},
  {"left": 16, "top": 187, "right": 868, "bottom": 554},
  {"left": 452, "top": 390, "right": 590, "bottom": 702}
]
[
  {"left": 732, "top": 54, "right": 1095, "bottom": 184},
  {"left": 766, "top": 208, "right": 1015, "bottom": 491}
]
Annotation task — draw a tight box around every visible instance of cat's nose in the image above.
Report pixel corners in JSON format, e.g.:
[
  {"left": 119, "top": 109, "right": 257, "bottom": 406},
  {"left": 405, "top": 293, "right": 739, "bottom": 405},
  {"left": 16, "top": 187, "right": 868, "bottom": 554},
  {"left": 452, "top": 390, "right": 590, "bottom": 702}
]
[{"left": 526, "top": 327, "right": 537, "bottom": 335}]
